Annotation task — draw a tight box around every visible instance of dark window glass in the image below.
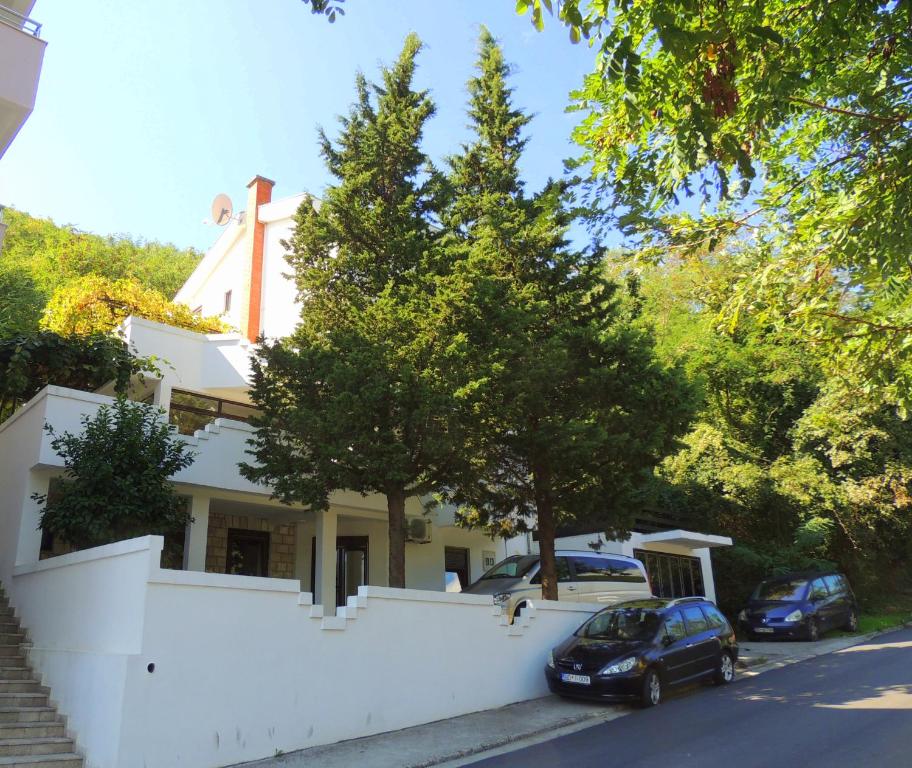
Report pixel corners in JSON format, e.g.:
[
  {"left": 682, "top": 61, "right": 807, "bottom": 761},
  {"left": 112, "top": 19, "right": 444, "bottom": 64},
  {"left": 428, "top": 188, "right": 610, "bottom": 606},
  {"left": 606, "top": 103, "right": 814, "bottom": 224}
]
[
  {"left": 753, "top": 579, "right": 809, "bottom": 602},
  {"left": 530, "top": 557, "right": 572, "bottom": 584},
  {"left": 480, "top": 555, "right": 538, "bottom": 580},
  {"left": 223, "top": 290, "right": 232, "bottom": 313},
  {"left": 663, "top": 611, "right": 686, "bottom": 643},
  {"left": 569, "top": 556, "right": 646, "bottom": 583},
  {"left": 702, "top": 604, "right": 729, "bottom": 631},
  {"left": 578, "top": 607, "right": 662, "bottom": 641},
  {"left": 168, "top": 388, "right": 261, "bottom": 436},
  {"left": 634, "top": 549, "right": 705, "bottom": 599},
  {"left": 809, "top": 578, "right": 829, "bottom": 600},
  {"left": 682, "top": 605, "right": 710, "bottom": 635},
  {"left": 226, "top": 529, "right": 269, "bottom": 577}
]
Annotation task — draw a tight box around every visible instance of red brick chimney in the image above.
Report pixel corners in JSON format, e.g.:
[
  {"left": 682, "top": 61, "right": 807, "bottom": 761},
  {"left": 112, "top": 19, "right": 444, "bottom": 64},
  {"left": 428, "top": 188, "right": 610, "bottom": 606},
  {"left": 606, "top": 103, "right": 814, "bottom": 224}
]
[{"left": 240, "top": 175, "right": 275, "bottom": 341}]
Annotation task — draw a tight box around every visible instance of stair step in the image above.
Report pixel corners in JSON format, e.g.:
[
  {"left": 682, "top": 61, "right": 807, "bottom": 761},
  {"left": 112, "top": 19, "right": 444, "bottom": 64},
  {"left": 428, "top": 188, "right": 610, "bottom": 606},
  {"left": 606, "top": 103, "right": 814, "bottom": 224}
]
[
  {"left": 0, "top": 648, "right": 25, "bottom": 660},
  {"left": 0, "top": 725, "right": 64, "bottom": 741},
  {"left": 0, "top": 672, "right": 31, "bottom": 683},
  {"left": 0, "top": 697, "right": 47, "bottom": 710},
  {"left": 0, "top": 639, "right": 23, "bottom": 649},
  {"left": 0, "top": 684, "right": 40, "bottom": 695},
  {"left": 0, "top": 710, "right": 58, "bottom": 724},
  {"left": 0, "top": 739, "right": 74, "bottom": 758},
  {"left": 0, "top": 754, "right": 83, "bottom": 767},
  {"left": 0, "top": 630, "right": 20, "bottom": 639}
]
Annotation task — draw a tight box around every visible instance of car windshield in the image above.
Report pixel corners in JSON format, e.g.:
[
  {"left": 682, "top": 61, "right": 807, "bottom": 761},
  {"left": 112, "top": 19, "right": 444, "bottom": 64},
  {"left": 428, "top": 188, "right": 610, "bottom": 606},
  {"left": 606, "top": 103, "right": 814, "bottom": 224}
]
[
  {"left": 478, "top": 555, "right": 538, "bottom": 580},
  {"left": 577, "top": 607, "right": 662, "bottom": 642},
  {"left": 753, "top": 579, "right": 809, "bottom": 602}
]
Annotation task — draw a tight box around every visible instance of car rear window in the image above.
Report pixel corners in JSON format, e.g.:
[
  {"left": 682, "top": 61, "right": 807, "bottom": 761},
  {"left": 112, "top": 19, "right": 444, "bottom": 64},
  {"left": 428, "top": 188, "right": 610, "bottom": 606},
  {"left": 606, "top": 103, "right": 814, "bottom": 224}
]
[
  {"left": 569, "top": 556, "right": 646, "bottom": 583},
  {"left": 824, "top": 575, "right": 844, "bottom": 595},
  {"left": 753, "top": 579, "right": 808, "bottom": 602},
  {"left": 702, "top": 604, "right": 730, "bottom": 631},
  {"left": 682, "top": 605, "right": 709, "bottom": 635}
]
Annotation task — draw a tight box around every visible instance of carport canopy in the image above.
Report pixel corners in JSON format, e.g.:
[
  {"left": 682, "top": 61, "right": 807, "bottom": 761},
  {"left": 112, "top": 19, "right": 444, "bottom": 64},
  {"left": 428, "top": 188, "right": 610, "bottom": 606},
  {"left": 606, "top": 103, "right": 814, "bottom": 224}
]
[{"left": 638, "top": 529, "right": 732, "bottom": 549}]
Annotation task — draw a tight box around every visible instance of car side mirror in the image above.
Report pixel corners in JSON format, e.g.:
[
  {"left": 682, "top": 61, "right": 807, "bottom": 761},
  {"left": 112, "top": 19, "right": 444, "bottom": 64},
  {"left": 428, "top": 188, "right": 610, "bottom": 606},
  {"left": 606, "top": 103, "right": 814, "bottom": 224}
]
[{"left": 662, "top": 635, "right": 675, "bottom": 648}]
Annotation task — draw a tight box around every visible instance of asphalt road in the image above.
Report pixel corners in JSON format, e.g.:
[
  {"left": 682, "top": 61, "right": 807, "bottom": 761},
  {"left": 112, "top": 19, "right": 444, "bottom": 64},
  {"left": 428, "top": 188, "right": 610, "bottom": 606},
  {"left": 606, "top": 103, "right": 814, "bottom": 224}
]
[{"left": 468, "top": 627, "right": 912, "bottom": 768}]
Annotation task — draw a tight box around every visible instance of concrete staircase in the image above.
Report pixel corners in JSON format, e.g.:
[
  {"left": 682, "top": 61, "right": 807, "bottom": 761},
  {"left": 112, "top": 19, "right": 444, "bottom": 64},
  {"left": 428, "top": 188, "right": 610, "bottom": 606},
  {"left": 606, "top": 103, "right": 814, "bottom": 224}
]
[{"left": 0, "top": 586, "right": 82, "bottom": 768}]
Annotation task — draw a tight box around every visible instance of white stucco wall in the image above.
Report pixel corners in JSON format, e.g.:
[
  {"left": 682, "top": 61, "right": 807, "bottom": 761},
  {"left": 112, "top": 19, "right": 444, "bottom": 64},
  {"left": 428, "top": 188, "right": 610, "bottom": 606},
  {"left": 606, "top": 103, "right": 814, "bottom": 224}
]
[
  {"left": 0, "top": 387, "right": 49, "bottom": 582},
  {"left": 12, "top": 536, "right": 601, "bottom": 768},
  {"left": 258, "top": 195, "right": 304, "bottom": 340}
]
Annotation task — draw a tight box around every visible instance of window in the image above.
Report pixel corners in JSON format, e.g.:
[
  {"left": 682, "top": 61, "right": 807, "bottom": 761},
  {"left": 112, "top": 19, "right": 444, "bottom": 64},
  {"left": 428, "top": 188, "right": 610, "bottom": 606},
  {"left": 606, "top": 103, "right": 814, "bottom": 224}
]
[
  {"left": 223, "top": 290, "right": 232, "bottom": 314},
  {"left": 809, "top": 578, "right": 830, "bottom": 601},
  {"left": 479, "top": 555, "right": 538, "bottom": 580},
  {"left": 682, "top": 605, "right": 709, "bottom": 635},
  {"left": 662, "top": 611, "right": 687, "bottom": 643},
  {"left": 634, "top": 549, "right": 704, "bottom": 599},
  {"left": 702, "top": 604, "right": 729, "bottom": 631},
  {"left": 754, "top": 578, "right": 809, "bottom": 602},
  {"left": 168, "top": 388, "right": 261, "bottom": 436},
  {"left": 569, "top": 556, "right": 647, "bottom": 583},
  {"left": 226, "top": 529, "right": 269, "bottom": 577},
  {"left": 530, "top": 557, "right": 572, "bottom": 584},
  {"left": 824, "top": 575, "right": 844, "bottom": 595},
  {"left": 577, "top": 607, "right": 662, "bottom": 641}
]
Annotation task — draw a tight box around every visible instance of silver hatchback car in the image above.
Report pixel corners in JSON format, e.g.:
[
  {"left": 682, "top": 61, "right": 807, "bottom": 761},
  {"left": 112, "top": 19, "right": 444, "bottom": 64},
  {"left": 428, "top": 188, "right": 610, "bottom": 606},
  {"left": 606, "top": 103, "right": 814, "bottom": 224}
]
[{"left": 464, "top": 550, "right": 652, "bottom": 621}]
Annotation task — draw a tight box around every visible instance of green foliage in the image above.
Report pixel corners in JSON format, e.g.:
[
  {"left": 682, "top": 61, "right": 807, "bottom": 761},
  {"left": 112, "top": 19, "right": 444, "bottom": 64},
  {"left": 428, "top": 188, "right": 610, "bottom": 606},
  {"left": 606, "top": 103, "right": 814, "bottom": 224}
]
[
  {"left": 0, "top": 331, "right": 154, "bottom": 422},
  {"left": 242, "top": 34, "right": 452, "bottom": 588},
  {"left": 40, "top": 275, "right": 227, "bottom": 336},
  {"left": 631, "top": 252, "right": 912, "bottom": 606},
  {"left": 537, "top": 1, "right": 912, "bottom": 408},
  {"left": 0, "top": 208, "right": 202, "bottom": 337},
  {"left": 35, "top": 396, "right": 196, "bottom": 550}
]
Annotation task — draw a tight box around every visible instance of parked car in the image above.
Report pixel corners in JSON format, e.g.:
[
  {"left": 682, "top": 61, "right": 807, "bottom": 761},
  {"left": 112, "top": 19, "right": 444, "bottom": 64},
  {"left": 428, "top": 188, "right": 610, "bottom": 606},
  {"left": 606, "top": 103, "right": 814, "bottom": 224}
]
[
  {"left": 738, "top": 571, "right": 858, "bottom": 641},
  {"left": 463, "top": 551, "right": 651, "bottom": 622},
  {"left": 545, "top": 597, "right": 738, "bottom": 707}
]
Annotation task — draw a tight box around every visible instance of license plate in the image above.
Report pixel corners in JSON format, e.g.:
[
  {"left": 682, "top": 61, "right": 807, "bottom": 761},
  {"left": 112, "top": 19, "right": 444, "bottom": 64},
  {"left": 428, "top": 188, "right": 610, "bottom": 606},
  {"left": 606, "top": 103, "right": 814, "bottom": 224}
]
[
  {"left": 560, "top": 673, "right": 591, "bottom": 685},
  {"left": 755, "top": 627, "right": 774, "bottom": 633}
]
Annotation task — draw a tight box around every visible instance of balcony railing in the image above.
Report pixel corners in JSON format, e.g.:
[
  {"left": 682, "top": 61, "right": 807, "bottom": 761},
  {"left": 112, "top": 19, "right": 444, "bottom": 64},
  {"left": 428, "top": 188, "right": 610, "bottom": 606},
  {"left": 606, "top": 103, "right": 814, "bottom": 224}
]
[{"left": 0, "top": 4, "right": 41, "bottom": 37}]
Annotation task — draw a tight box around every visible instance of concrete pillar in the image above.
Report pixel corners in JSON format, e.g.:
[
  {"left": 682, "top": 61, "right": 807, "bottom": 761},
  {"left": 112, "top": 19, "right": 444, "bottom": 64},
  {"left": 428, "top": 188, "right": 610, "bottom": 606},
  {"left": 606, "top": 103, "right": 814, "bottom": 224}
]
[
  {"left": 314, "top": 508, "right": 338, "bottom": 612},
  {"left": 15, "top": 473, "right": 48, "bottom": 568},
  {"left": 294, "top": 520, "right": 309, "bottom": 592},
  {"left": 182, "top": 495, "right": 210, "bottom": 571}
]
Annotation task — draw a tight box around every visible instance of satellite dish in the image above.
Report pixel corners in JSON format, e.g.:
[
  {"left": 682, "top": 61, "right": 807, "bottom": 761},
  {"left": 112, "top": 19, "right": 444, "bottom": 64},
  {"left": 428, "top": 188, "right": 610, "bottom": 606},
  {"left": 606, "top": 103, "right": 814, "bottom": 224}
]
[{"left": 210, "top": 194, "right": 233, "bottom": 226}]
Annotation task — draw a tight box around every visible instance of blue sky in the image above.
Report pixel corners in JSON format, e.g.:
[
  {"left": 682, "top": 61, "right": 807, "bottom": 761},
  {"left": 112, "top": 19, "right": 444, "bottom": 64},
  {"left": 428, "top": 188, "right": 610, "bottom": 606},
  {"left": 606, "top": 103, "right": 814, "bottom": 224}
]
[{"left": 0, "top": 1, "right": 598, "bottom": 252}]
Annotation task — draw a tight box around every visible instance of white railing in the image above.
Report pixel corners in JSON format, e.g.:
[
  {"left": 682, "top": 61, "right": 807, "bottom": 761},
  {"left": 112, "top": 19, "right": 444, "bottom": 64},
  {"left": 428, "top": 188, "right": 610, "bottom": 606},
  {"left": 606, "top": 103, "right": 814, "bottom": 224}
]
[{"left": 0, "top": 4, "right": 41, "bottom": 37}]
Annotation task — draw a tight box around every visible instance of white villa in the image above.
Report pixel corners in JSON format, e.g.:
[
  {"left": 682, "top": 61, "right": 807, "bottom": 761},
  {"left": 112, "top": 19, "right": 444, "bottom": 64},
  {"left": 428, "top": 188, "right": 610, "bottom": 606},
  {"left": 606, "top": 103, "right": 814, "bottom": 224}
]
[{"left": 0, "top": 175, "right": 731, "bottom": 768}]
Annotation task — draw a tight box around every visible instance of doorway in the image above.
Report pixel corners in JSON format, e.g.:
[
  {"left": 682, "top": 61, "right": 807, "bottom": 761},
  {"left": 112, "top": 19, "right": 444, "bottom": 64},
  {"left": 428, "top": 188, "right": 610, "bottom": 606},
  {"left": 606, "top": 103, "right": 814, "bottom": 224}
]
[
  {"left": 311, "top": 536, "right": 370, "bottom": 607},
  {"left": 445, "top": 547, "right": 471, "bottom": 592}
]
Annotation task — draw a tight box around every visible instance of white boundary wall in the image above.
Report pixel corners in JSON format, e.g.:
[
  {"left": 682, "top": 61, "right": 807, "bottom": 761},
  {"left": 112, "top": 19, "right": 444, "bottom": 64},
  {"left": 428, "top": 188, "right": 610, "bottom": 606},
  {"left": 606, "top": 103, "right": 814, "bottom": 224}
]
[{"left": 11, "top": 536, "right": 601, "bottom": 768}]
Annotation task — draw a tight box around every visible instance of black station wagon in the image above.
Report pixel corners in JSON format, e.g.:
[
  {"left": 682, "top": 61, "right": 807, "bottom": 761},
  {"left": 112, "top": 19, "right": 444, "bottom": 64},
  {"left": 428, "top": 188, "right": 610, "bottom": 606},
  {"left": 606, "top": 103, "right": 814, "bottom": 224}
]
[{"left": 545, "top": 597, "right": 738, "bottom": 707}]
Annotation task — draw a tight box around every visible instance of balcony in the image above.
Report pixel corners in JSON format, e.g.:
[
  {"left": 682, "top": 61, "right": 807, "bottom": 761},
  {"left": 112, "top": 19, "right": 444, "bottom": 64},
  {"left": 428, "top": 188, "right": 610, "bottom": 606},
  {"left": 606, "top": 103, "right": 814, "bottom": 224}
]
[{"left": 0, "top": 2, "right": 46, "bottom": 158}]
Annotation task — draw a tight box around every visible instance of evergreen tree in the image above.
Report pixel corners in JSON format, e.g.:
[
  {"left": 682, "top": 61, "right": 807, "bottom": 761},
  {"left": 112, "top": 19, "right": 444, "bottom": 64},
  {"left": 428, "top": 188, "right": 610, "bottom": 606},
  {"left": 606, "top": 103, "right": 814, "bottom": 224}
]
[
  {"left": 241, "top": 34, "right": 455, "bottom": 589},
  {"left": 441, "top": 30, "right": 689, "bottom": 600}
]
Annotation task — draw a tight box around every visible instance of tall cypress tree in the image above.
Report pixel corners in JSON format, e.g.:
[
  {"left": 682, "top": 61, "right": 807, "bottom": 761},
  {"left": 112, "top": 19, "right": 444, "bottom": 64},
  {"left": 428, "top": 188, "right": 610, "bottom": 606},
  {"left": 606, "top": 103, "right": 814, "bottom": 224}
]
[
  {"left": 242, "top": 34, "right": 455, "bottom": 589},
  {"left": 441, "top": 30, "right": 689, "bottom": 600}
]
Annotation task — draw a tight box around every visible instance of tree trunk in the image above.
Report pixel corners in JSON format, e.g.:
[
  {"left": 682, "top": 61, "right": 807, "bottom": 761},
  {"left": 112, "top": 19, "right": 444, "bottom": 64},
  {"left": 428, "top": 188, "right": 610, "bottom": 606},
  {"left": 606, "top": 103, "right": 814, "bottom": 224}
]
[
  {"left": 387, "top": 486, "right": 407, "bottom": 588},
  {"left": 533, "top": 465, "right": 558, "bottom": 601}
]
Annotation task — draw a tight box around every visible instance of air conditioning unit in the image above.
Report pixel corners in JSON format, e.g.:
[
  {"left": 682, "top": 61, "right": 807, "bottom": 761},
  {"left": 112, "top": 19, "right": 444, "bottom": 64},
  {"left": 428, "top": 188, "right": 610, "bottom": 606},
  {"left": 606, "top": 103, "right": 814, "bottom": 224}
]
[{"left": 405, "top": 515, "right": 432, "bottom": 543}]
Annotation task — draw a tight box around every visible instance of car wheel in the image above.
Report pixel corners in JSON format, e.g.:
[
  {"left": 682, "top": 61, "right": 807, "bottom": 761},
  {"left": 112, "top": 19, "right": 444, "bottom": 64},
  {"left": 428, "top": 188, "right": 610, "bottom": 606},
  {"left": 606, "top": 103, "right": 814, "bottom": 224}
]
[
  {"left": 806, "top": 618, "right": 820, "bottom": 642},
  {"left": 639, "top": 669, "right": 661, "bottom": 708},
  {"left": 713, "top": 652, "right": 735, "bottom": 685},
  {"left": 843, "top": 609, "right": 859, "bottom": 633}
]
